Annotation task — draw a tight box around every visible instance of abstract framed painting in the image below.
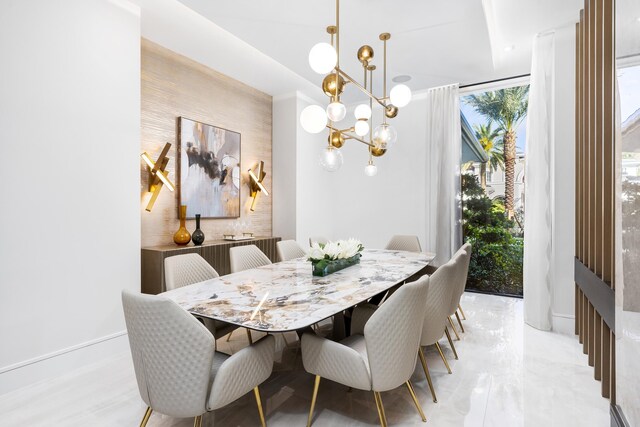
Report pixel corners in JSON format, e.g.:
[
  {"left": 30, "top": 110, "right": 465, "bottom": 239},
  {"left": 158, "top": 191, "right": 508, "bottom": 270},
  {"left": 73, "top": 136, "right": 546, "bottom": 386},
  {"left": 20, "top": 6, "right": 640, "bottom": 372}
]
[{"left": 178, "top": 117, "right": 241, "bottom": 219}]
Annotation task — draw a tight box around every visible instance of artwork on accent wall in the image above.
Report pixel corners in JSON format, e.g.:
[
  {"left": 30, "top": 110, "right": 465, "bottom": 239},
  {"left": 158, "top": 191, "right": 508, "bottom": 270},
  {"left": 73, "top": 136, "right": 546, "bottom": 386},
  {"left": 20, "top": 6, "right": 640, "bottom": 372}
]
[{"left": 178, "top": 117, "right": 241, "bottom": 219}]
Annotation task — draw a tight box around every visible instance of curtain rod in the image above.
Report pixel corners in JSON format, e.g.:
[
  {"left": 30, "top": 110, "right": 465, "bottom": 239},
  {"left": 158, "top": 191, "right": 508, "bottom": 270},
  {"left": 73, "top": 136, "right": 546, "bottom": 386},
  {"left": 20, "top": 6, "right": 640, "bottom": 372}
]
[{"left": 459, "top": 73, "right": 530, "bottom": 89}]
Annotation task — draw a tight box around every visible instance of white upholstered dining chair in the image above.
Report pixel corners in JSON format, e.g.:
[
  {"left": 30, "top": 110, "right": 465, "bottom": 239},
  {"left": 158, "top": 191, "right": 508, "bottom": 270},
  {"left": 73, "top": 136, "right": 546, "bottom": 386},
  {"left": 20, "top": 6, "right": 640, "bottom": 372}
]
[
  {"left": 417, "top": 255, "right": 461, "bottom": 403},
  {"left": 165, "top": 253, "right": 217, "bottom": 291},
  {"left": 308, "top": 236, "right": 329, "bottom": 247},
  {"left": 301, "top": 275, "right": 431, "bottom": 426},
  {"left": 164, "top": 254, "right": 237, "bottom": 339},
  {"left": 385, "top": 235, "right": 422, "bottom": 252},
  {"left": 446, "top": 243, "right": 472, "bottom": 339},
  {"left": 228, "top": 245, "right": 273, "bottom": 344},
  {"left": 230, "top": 244, "right": 272, "bottom": 273},
  {"left": 122, "top": 290, "right": 275, "bottom": 427},
  {"left": 276, "top": 240, "right": 306, "bottom": 262}
]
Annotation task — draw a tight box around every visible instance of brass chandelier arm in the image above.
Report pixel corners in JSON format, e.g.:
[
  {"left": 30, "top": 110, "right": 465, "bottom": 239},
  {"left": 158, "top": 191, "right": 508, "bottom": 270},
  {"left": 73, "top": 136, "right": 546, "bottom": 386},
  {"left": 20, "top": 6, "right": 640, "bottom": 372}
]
[
  {"left": 334, "top": 67, "right": 391, "bottom": 112},
  {"left": 325, "top": 125, "right": 374, "bottom": 147},
  {"left": 344, "top": 133, "right": 375, "bottom": 147}
]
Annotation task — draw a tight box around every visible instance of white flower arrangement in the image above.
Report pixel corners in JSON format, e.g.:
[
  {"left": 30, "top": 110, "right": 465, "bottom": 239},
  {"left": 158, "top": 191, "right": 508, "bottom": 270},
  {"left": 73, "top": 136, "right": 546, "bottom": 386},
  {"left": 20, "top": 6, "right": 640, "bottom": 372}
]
[{"left": 308, "top": 238, "right": 364, "bottom": 262}]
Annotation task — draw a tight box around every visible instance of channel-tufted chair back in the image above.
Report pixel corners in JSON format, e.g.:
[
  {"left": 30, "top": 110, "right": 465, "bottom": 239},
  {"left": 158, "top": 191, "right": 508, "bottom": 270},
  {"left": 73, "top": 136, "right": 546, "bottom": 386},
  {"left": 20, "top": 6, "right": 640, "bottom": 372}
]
[
  {"left": 122, "top": 290, "right": 214, "bottom": 418},
  {"left": 364, "top": 275, "right": 430, "bottom": 392},
  {"left": 276, "top": 240, "right": 307, "bottom": 262},
  {"left": 229, "top": 245, "right": 272, "bottom": 273},
  {"left": 447, "top": 243, "right": 472, "bottom": 316},
  {"left": 308, "top": 236, "right": 329, "bottom": 247},
  {"left": 421, "top": 256, "right": 460, "bottom": 346},
  {"left": 164, "top": 253, "right": 219, "bottom": 291},
  {"left": 385, "top": 235, "right": 422, "bottom": 252}
]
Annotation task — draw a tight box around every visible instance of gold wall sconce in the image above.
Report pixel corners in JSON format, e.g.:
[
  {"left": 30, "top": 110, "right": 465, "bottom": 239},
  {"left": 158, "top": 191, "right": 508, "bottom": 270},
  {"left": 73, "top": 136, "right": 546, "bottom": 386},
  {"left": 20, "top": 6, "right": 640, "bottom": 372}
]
[
  {"left": 141, "top": 142, "right": 175, "bottom": 212},
  {"left": 248, "top": 161, "right": 269, "bottom": 212}
]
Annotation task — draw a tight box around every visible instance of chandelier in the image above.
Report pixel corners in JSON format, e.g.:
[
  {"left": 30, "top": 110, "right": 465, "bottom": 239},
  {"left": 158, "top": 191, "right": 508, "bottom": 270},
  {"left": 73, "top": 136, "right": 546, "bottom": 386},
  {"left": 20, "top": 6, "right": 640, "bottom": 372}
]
[{"left": 299, "top": 0, "right": 412, "bottom": 175}]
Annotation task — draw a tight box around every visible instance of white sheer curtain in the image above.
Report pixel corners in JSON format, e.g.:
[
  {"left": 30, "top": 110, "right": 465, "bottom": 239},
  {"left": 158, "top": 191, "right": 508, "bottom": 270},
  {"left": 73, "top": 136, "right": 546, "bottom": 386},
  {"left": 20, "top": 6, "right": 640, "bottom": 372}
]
[
  {"left": 524, "top": 32, "right": 555, "bottom": 331},
  {"left": 425, "top": 84, "right": 462, "bottom": 266}
]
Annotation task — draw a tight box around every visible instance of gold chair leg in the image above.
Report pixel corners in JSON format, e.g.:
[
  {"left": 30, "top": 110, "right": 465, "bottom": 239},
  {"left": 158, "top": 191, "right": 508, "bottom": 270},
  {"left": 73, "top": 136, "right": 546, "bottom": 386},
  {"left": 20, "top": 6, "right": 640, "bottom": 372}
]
[
  {"left": 455, "top": 311, "right": 465, "bottom": 333},
  {"left": 226, "top": 330, "right": 234, "bottom": 342},
  {"left": 458, "top": 303, "right": 466, "bottom": 320},
  {"left": 246, "top": 328, "right": 253, "bottom": 344},
  {"left": 418, "top": 347, "right": 437, "bottom": 403},
  {"left": 405, "top": 380, "right": 427, "bottom": 422},
  {"left": 139, "top": 407, "right": 152, "bottom": 427},
  {"left": 307, "top": 375, "right": 321, "bottom": 427},
  {"left": 373, "top": 391, "right": 388, "bottom": 427},
  {"left": 444, "top": 327, "right": 459, "bottom": 360},
  {"left": 448, "top": 317, "right": 461, "bottom": 340},
  {"left": 193, "top": 415, "right": 202, "bottom": 427},
  {"left": 254, "top": 387, "right": 267, "bottom": 427},
  {"left": 435, "top": 342, "right": 452, "bottom": 374}
]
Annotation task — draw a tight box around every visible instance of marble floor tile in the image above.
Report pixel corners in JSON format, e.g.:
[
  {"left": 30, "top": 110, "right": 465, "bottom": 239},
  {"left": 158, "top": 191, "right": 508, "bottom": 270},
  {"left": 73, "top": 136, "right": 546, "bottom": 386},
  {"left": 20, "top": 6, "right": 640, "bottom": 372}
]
[{"left": 0, "top": 293, "right": 611, "bottom": 426}]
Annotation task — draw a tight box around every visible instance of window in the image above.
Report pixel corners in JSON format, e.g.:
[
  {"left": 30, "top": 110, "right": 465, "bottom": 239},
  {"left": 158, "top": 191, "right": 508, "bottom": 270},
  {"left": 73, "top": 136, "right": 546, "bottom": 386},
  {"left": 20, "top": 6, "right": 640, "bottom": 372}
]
[{"left": 459, "top": 78, "right": 529, "bottom": 296}]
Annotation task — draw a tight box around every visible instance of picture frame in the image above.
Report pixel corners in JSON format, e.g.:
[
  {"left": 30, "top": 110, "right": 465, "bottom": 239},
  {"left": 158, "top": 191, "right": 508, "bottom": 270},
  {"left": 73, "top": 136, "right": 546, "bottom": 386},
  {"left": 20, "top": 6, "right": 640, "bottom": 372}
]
[{"left": 177, "top": 116, "right": 241, "bottom": 219}]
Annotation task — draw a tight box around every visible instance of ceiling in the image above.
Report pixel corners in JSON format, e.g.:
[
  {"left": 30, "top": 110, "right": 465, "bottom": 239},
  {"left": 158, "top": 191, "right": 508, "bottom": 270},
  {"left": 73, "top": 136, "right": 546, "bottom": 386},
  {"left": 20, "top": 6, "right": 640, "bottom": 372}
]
[
  {"left": 484, "top": 0, "right": 582, "bottom": 70},
  {"left": 130, "top": 0, "right": 324, "bottom": 101},
  {"left": 617, "top": 0, "right": 640, "bottom": 60},
  {"left": 177, "top": 0, "right": 582, "bottom": 103}
]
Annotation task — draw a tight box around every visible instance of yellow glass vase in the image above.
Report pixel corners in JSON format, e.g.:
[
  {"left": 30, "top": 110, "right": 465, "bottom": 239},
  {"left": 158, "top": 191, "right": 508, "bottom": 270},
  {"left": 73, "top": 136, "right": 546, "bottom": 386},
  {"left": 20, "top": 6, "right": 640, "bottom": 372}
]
[{"left": 173, "top": 205, "right": 191, "bottom": 246}]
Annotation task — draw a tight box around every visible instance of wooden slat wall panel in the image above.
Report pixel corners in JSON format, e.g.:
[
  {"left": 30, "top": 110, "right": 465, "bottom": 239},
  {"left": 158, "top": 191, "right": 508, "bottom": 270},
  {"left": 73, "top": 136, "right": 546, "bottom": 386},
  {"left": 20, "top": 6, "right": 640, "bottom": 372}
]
[
  {"left": 579, "top": 288, "right": 584, "bottom": 343},
  {"left": 588, "top": 302, "right": 594, "bottom": 365},
  {"left": 602, "top": 0, "right": 614, "bottom": 287},
  {"left": 595, "top": 311, "right": 602, "bottom": 380},
  {"left": 602, "top": 321, "right": 611, "bottom": 398},
  {"left": 576, "top": 20, "right": 583, "bottom": 265},
  {"left": 576, "top": 284, "right": 581, "bottom": 336},
  {"left": 589, "top": 0, "right": 596, "bottom": 274},
  {"left": 583, "top": 7, "right": 590, "bottom": 267},
  {"left": 574, "top": 0, "right": 615, "bottom": 401}
]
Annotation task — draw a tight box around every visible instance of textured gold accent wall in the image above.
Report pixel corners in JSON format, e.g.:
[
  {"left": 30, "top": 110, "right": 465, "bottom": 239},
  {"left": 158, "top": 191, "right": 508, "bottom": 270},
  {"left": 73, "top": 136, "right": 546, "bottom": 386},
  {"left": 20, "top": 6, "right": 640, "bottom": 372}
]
[
  {"left": 141, "top": 39, "right": 272, "bottom": 247},
  {"left": 574, "top": 0, "right": 615, "bottom": 402}
]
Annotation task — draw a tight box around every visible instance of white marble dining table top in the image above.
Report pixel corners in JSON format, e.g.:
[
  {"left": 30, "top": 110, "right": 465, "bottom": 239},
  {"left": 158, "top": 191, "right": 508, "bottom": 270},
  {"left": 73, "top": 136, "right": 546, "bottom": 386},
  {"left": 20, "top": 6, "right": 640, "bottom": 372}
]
[{"left": 161, "top": 249, "right": 435, "bottom": 332}]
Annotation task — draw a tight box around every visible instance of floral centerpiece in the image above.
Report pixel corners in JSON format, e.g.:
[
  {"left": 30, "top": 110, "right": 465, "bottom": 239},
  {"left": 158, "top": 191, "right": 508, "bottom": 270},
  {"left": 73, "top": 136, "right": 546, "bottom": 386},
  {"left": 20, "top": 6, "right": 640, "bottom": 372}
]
[{"left": 308, "top": 238, "right": 364, "bottom": 277}]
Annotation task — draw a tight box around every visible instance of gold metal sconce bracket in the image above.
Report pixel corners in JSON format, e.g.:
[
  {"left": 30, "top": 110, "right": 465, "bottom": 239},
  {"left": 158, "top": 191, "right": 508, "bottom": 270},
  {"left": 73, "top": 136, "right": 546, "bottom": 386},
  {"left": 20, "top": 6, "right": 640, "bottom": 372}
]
[
  {"left": 248, "top": 161, "right": 269, "bottom": 212},
  {"left": 141, "top": 142, "right": 175, "bottom": 212}
]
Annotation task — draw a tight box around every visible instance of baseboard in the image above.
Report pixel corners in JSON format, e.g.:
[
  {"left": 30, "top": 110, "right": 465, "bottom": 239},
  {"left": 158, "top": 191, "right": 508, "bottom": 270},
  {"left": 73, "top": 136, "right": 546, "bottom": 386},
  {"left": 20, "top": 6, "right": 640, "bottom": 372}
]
[
  {"left": 611, "top": 404, "right": 630, "bottom": 427},
  {"left": 0, "top": 331, "right": 129, "bottom": 396},
  {"left": 552, "top": 313, "right": 576, "bottom": 335}
]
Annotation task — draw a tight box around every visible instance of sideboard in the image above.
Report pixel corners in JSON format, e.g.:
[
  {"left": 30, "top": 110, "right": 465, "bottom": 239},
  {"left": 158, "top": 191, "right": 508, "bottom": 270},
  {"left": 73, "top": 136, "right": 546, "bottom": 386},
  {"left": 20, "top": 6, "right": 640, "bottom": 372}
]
[{"left": 141, "top": 236, "right": 281, "bottom": 294}]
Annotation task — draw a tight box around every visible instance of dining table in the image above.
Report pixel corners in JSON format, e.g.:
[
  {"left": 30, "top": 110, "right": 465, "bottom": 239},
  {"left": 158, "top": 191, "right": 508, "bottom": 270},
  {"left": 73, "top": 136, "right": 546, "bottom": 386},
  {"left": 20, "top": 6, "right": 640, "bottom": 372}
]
[{"left": 162, "top": 248, "right": 435, "bottom": 333}]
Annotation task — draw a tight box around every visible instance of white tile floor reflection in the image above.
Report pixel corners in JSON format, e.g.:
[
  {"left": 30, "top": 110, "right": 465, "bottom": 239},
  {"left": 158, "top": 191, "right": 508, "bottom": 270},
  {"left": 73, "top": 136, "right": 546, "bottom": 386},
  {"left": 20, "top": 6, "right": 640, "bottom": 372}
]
[{"left": 0, "top": 293, "right": 610, "bottom": 426}]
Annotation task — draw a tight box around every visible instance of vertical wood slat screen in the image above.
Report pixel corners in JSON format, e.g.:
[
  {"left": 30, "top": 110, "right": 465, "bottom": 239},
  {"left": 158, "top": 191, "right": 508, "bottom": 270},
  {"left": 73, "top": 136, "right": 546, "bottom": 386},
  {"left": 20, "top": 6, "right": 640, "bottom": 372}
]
[{"left": 574, "top": 0, "right": 615, "bottom": 402}]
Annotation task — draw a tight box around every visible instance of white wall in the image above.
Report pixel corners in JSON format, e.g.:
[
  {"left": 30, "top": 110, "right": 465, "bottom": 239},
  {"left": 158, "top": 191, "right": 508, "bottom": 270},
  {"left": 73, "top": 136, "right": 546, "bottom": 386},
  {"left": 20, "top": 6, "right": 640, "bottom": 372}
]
[
  {"left": 329, "top": 97, "right": 429, "bottom": 249},
  {"left": 550, "top": 25, "right": 577, "bottom": 334},
  {"left": 272, "top": 94, "right": 298, "bottom": 241},
  {"left": 0, "top": 0, "right": 141, "bottom": 393}
]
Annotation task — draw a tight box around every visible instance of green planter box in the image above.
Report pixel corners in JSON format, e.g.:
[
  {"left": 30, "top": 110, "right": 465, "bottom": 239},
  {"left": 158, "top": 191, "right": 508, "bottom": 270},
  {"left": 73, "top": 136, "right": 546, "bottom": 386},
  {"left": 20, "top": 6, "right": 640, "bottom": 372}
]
[{"left": 311, "top": 255, "right": 361, "bottom": 277}]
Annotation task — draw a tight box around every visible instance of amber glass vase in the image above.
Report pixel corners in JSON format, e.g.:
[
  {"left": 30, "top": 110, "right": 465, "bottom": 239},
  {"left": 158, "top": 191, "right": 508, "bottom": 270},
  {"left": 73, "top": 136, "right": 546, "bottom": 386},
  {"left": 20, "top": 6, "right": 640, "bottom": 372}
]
[{"left": 173, "top": 205, "right": 191, "bottom": 245}]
